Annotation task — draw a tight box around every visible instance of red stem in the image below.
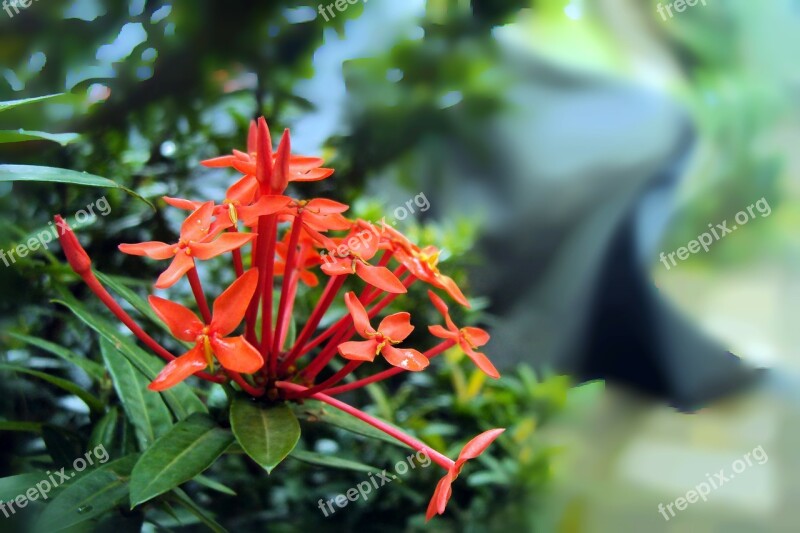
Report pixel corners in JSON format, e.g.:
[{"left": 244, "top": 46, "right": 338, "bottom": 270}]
[
  {"left": 280, "top": 275, "right": 345, "bottom": 372},
  {"left": 226, "top": 370, "right": 265, "bottom": 397},
  {"left": 288, "top": 361, "right": 361, "bottom": 398},
  {"left": 187, "top": 263, "right": 212, "bottom": 324},
  {"left": 259, "top": 215, "right": 278, "bottom": 359},
  {"left": 323, "top": 340, "right": 456, "bottom": 395},
  {"left": 275, "top": 381, "right": 454, "bottom": 470},
  {"left": 80, "top": 270, "right": 225, "bottom": 383},
  {"left": 272, "top": 213, "right": 303, "bottom": 364}
]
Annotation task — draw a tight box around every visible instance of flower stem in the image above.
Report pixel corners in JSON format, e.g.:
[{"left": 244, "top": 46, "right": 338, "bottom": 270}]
[
  {"left": 276, "top": 381, "right": 454, "bottom": 470},
  {"left": 323, "top": 340, "right": 456, "bottom": 395},
  {"left": 272, "top": 213, "right": 303, "bottom": 366},
  {"left": 289, "top": 361, "right": 361, "bottom": 398},
  {"left": 187, "top": 263, "right": 212, "bottom": 324}
]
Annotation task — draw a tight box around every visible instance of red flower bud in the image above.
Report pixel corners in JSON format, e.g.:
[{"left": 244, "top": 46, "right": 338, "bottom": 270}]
[{"left": 54, "top": 215, "right": 92, "bottom": 275}]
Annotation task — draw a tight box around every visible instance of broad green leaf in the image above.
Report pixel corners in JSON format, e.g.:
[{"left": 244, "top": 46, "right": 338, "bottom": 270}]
[
  {"left": 192, "top": 474, "right": 236, "bottom": 496},
  {"left": 169, "top": 488, "right": 228, "bottom": 533},
  {"left": 289, "top": 450, "right": 377, "bottom": 474},
  {"left": 8, "top": 331, "right": 106, "bottom": 382},
  {"left": 0, "top": 93, "right": 63, "bottom": 113},
  {"left": 129, "top": 414, "right": 233, "bottom": 508},
  {"left": 0, "top": 473, "right": 46, "bottom": 501},
  {"left": 293, "top": 400, "right": 404, "bottom": 447},
  {"left": 0, "top": 363, "right": 104, "bottom": 414},
  {"left": 0, "top": 130, "right": 79, "bottom": 146},
  {"left": 54, "top": 293, "right": 207, "bottom": 419},
  {"left": 230, "top": 397, "right": 300, "bottom": 474},
  {"left": 36, "top": 454, "right": 139, "bottom": 532},
  {"left": 0, "top": 421, "right": 42, "bottom": 432},
  {"left": 0, "top": 165, "right": 153, "bottom": 208},
  {"left": 100, "top": 338, "right": 173, "bottom": 450}
]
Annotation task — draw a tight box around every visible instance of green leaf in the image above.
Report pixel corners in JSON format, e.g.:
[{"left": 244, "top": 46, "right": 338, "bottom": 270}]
[
  {"left": 192, "top": 474, "right": 236, "bottom": 496},
  {"left": 36, "top": 454, "right": 139, "bottom": 532},
  {"left": 8, "top": 331, "right": 106, "bottom": 382},
  {"left": 169, "top": 488, "right": 228, "bottom": 533},
  {"left": 0, "top": 130, "right": 79, "bottom": 146},
  {"left": 0, "top": 421, "right": 43, "bottom": 432},
  {"left": 289, "top": 450, "right": 377, "bottom": 474},
  {"left": 88, "top": 408, "right": 119, "bottom": 452},
  {"left": 0, "top": 473, "right": 46, "bottom": 501},
  {"left": 0, "top": 93, "right": 63, "bottom": 113},
  {"left": 0, "top": 165, "right": 153, "bottom": 209},
  {"left": 100, "top": 338, "right": 173, "bottom": 450},
  {"left": 230, "top": 397, "right": 300, "bottom": 474},
  {"left": 293, "top": 400, "right": 404, "bottom": 447},
  {"left": 54, "top": 293, "right": 207, "bottom": 419},
  {"left": 129, "top": 414, "right": 233, "bottom": 508},
  {"left": 0, "top": 363, "right": 104, "bottom": 414}
]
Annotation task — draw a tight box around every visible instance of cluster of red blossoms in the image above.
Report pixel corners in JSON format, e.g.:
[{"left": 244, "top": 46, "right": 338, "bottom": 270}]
[{"left": 56, "top": 117, "right": 504, "bottom": 520}]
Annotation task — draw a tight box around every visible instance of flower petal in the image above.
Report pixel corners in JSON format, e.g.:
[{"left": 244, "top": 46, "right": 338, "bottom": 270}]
[
  {"left": 290, "top": 167, "right": 334, "bottom": 182},
  {"left": 457, "top": 428, "right": 505, "bottom": 463},
  {"left": 226, "top": 175, "right": 258, "bottom": 205},
  {"left": 163, "top": 196, "right": 203, "bottom": 211},
  {"left": 460, "top": 345, "right": 500, "bottom": 379},
  {"left": 381, "top": 345, "right": 429, "bottom": 371},
  {"left": 191, "top": 233, "right": 256, "bottom": 260},
  {"left": 210, "top": 269, "right": 259, "bottom": 336},
  {"left": 425, "top": 472, "right": 455, "bottom": 522},
  {"left": 378, "top": 312, "right": 414, "bottom": 342},
  {"left": 435, "top": 274, "right": 471, "bottom": 308},
  {"left": 427, "top": 289, "right": 457, "bottom": 331},
  {"left": 344, "top": 291, "right": 373, "bottom": 337},
  {"left": 320, "top": 260, "right": 352, "bottom": 277},
  {"left": 239, "top": 195, "right": 292, "bottom": 226},
  {"left": 355, "top": 263, "right": 407, "bottom": 294},
  {"left": 461, "top": 327, "right": 490, "bottom": 347},
  {"left": 288, "top": 155, "right": 324, "bottom": 171},
  {"left": 148, "top": 295, "right": 203, "bottom": 341},
  {"left": 337, "top": 340, "right": 379, "bottom": 362},
  {"left": 201, "top": 155, "right": 238, "bottom": 168},
  {"left": 155, "top": 252, "right": 195, "bottom": 289},
  {"left": 306, "top": 199, "right": 349, "bottom": 215},
  {"left": 210, "top": 335, "right": 263, "bottom": 373},
  {"left": 118, "top": 241, "right": 174, "bottom": 260},
  {"left": 148, "top": 344, "right": 207, "bottom": 391},
  {"left": 428, "top": 324, "right": 458, "bottom": 340},
  {"left": 180, "top": 201, "right": 215, "bottom": 242},
  {"left": 299, "top": 269, "right": 319, "bottom": 287}
]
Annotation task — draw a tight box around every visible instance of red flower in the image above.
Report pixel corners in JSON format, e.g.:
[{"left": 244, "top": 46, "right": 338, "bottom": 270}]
[
  {"left": 201, "top": 118, "right": 333, "bottom": 186},
  {"left": 118, "top": 202, "right": 255, "bottom": 288},
  {"left": 147, "top": 269, "right": 263, "bottom": 390},
  {"left": 380, "top": 223, "right": 470, "bottom": 307},
  {"left": 316, "top": 224, "right": 407, "bottom": 293},
  {"left": 426, "top": 428, "right": 505, "bottom": 521},
  {"left": 163, "top": 173, "right": 259, "bottom": 231},
  {"left": 337, "top": 292, "right": 429, "bottom": 371},
  {"left": 239, "top": 196, "right": 350, "bottom": 233},
  {"left": 427, "top": 290, "right": 499, "bottom": 379}
]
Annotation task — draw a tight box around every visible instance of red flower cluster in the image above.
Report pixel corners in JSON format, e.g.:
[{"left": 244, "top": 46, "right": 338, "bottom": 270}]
[{"left": 56, "top": 117, "right": 503, "bottom": 520}]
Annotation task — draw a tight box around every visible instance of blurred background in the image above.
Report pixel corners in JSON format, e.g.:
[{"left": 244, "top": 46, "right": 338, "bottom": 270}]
[{"left": 0, "top": 0, "right": 798, "bottom": 531}]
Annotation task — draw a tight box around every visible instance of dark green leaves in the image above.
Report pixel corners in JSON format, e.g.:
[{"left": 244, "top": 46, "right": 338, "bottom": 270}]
[
  {"left": 100, "top": 338, "right": 173, "bottom": 450},
  {"left": 230, "top": 397, "right": 300, "bottom": 474},
  {"left": 0, "top": 165, "right": 152, "bottom": 208},
  {"left": 36, "top": 454, "right": 139, "bottom": 532},
  {"left": 129, "top": 414, "right": 233, "bottom": 508},
  {"left": 0, "top": 93, "right": 64, "bottom": 113}
]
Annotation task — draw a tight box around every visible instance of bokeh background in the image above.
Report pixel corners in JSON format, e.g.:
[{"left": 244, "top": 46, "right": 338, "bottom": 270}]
[{"left": 1, "top": 0, "right": 798, "bottom": 531}]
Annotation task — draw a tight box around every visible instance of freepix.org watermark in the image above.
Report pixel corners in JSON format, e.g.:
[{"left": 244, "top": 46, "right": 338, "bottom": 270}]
[
  {"left": 658, "top": 444, "right": 768, "bottom": 521},
  {"left": 659, "top": 197, "right": 771, "bottom": 271},
  {"left": 317, "top": 449, "right": 432, "bottom": 517},
  {"left": 317, "top": 0, "right": 367, "bottom": 22},
  {"left": 657, "top": 0, "right": 707, "bottom": 21},
  {"left": 0, "top": 444, "right": 110, "bottom": 519},
  {"left": 0, "top": 196, "right": 111, "bottom": 268},
  {"left": 3, "top": 0, "right": 40, "bottom": 19}
]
